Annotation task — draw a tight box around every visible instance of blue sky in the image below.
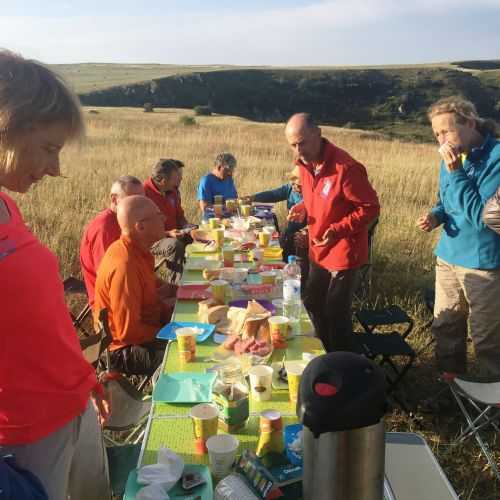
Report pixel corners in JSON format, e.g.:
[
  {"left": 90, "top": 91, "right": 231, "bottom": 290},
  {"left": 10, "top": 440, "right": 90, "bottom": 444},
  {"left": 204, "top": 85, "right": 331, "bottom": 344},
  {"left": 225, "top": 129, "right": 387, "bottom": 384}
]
[{"left": 2, "top": 0, "right": 499, "bottom": 65}]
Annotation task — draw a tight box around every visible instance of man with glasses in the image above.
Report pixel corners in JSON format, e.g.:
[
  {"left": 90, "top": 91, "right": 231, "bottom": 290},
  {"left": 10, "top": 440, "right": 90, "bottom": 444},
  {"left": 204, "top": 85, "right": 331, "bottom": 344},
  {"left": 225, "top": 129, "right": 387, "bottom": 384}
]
[
  {"left": 197, "top": 152, "right": 238, "bottom": 213},
  {"left": 94, "top": 195, "right": 177, "bottom": 376}
]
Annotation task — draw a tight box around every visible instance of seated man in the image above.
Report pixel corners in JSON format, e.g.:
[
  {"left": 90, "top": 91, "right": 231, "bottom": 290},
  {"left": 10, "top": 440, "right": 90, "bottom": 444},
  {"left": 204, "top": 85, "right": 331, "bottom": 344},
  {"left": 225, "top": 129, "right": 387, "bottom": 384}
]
[
  {"left": 80, "top": 175, "right": 144, "bottom": 306},
  {"left": 244, "top": 165, "right": 307, "bottom": 263},
  {"left": 94, "top": 195, "right": 176, "bottom": 376},
  {"left": 144, "top": 158, "right": 192, "bottom": 284},
  {"left": 197, "top": 152, "right": 238, "bottom": 213}
]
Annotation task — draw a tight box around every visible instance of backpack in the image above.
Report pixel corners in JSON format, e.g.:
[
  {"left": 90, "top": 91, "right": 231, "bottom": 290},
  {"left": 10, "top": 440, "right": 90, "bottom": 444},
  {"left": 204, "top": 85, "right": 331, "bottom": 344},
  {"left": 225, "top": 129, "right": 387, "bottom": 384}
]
[
  {"left": 483, "top": 187, "right": 500, "bottom": 235},
  {"left": 0, "top": 455, "right": 49, "bottom": 500}
]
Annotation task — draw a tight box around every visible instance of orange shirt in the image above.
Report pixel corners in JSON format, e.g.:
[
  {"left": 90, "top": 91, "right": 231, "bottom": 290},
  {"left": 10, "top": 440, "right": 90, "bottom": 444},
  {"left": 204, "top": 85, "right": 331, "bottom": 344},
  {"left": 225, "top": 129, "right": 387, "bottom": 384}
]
[{"left": 93, "top": 236, "right": 166, "bottom": 351}]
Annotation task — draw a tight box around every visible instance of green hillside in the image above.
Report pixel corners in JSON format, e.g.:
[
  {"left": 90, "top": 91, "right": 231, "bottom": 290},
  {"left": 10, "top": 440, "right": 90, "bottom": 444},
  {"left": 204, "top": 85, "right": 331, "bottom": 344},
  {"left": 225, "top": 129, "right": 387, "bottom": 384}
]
[{"left": 55, "top": 61, "right": 500, "bottom": 141}]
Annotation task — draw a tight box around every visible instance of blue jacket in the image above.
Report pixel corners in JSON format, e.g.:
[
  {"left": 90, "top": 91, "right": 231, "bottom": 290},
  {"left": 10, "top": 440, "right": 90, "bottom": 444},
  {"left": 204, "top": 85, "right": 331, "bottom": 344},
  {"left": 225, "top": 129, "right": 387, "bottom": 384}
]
[
  {"left": 253, "top": 184, "right": 305, "bottom": 235},
  {"left": 431, "top": 135, "right": 500, "bottom": 269}
]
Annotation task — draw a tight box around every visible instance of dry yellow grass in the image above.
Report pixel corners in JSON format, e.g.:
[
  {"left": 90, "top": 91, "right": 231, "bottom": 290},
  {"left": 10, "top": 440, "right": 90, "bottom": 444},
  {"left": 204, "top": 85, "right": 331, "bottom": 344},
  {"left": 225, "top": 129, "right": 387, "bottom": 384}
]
[{"left": 8, "top": 107, "right": 498, "bottom": 498}]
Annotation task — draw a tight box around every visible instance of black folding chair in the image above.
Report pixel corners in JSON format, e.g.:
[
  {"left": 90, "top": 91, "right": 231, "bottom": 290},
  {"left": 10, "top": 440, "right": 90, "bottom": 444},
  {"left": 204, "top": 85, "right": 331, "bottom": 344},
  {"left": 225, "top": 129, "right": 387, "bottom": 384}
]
[
  {"left": 353, "top": 305, "right": 416, "bottom": 410},
  {"left": 63, "top": 276, "right": 92, "bottom": 336},
  {"left": 445, "top": 372, "right": 500, "bottom": 480}
]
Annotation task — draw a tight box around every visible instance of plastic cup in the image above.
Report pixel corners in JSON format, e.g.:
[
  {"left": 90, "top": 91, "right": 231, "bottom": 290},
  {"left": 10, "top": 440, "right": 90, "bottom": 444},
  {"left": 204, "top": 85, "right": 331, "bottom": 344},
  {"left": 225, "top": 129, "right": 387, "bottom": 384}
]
[
  {"left": 269, "top": 316, "right": 290, "bottom": 345},
  {"left": 211, "top": 279, "right": 228, "bottom": 302},
  {"left": 214, "top": 195, "right": 224, "bottom": 205},
  {"left": 176, "top": 327, "right": 197, "bottom": 363},
  {"left": 260, "top": 270, "right": 276, "bottom": 285},
  {"left": 248, "top": 365, "right": 274, "bottom": 402},
  {"left": 285, "top": 360, "right": 307, "bottom": 405},
  {"left": 222, "top": 247, "right": 234, "bottom": 267},
  {"left": 271, "top": 299, "right": 284, "bottom": 315},
  {"left": 251, "top": 248, "right": 263, "bottom": 263},
  {"left": 213, "top": 228, "right": 225, "bottom": 248},
  {"left": 209, "top": 217, "right": 221, "bottom": 229},
  {"left": 258, "top": 231, "right": 270, "bottom": 248},
  {"left": 190, "top": 403, "right": 219, "bottom": 454},
  {"left": 214, "top": 204, "right": 224, "bottom": 217},
  {"left": 225, "top": 199, "right": 237, "bottom": 212},
  {"left": 241, "top": 204, "right": 251, "bottom": 217},
  {"left": 206, "top": 434, "right": 239, "bottom": 480}
]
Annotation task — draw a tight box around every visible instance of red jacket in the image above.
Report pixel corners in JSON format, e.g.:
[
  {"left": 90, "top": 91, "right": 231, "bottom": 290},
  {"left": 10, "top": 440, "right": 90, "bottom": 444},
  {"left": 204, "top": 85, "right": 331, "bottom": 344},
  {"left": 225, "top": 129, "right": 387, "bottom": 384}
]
[
  {"left": 79, "top": 208, "right": 121, "bottom": 306},
  {"left": 298, "top": 139, "right": 380, "bottom": 271},
  {"left": 144, "top": 177, "right": 187, "bottom": 231}
]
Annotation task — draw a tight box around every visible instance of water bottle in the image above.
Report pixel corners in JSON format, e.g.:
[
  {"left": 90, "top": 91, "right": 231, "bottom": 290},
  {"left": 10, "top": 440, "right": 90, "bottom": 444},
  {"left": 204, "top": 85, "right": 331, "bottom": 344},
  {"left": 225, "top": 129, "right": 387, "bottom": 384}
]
[{"left": 283, "top": 255, "right": 301, "bottom": 333}]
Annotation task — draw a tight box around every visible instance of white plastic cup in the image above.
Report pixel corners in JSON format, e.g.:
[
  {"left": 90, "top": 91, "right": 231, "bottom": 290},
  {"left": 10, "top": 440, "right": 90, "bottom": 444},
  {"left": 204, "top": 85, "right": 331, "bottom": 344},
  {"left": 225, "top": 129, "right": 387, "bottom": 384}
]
[
  {"left": 248, "top": 365, "right": 274, "bottom": 401},
  {"left": 206, "top": 434, "right": 239, "bottom": 479}
]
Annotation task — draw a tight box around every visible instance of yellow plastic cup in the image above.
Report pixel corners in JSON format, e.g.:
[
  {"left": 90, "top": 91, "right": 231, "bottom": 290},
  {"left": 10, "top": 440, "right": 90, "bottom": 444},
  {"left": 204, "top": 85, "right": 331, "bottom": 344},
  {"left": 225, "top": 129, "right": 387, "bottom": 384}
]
[
  {"left": 258, "top": 231, "right": 270, "bottom": 248},
  {"left": 260, "top": 271, "right": 276, "bottom": 285},
  {"left": 269, "top": 315, "right": 290, "bottom": 345},
  {"left": 176, "top": 327, "right": 197, "bottom": 363},
  {"left": 190, "top": 403, "right": 219, "bottom": 454},
  {"left": 209, "top": 217, "right": 221, "bottom": 229},
  {"left": 222, "top": 247, "right": 234, "bottom": 267},
  {"left": 225, "top": 199, "right": 237, "bottom": 212},
  {"left": 285, "top": 360, "right": 307, "bottom": 405},
  {"left": 213, "top": 228, "right": 225, "bottom": 248},
  {"left": 241, "top": 204, "right": 251, "bottom": 217},
  {"left": 211, "top": 279, "right": 228, "bottom": 302},
  {"left": 214, "top": 204, "right": 224, "bottom": 217},
  {"left": 214, "top": 195, "right": 224, "bottom": 205}
]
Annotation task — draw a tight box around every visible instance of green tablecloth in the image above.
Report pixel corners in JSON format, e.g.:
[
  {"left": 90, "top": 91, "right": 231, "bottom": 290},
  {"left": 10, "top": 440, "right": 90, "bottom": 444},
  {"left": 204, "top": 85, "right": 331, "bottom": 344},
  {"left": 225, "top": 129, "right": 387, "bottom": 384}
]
[{"left": 138, "top": 249, "right": 321, "bottom": 466}]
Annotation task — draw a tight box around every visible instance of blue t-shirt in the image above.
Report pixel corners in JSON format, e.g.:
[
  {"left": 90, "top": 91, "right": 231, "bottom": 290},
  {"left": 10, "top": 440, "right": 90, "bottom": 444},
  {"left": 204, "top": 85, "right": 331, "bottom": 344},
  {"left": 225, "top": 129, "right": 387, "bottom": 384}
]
[{"left": 197, "top": 173, "right": 238, "bottom": 205}]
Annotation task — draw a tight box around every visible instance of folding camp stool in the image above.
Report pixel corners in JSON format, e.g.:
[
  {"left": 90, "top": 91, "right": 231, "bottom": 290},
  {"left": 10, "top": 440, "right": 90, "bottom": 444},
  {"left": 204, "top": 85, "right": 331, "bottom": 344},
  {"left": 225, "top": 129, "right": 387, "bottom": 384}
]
[
  {"left": 354, "top": 306, "right": 416, "bottom": 409},
  {"left": 63, "top": 276, "right": 92, "bottom": 336},
  {"left": 444, "top": 372, "right": 500, "bottom": 480}
]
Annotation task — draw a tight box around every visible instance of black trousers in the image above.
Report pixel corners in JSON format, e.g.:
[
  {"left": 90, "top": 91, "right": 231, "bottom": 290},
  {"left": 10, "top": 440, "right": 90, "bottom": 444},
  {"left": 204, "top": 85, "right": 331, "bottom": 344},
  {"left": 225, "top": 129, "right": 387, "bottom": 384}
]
[
  {"left": 303, "top": 261, "right": 359, "bottom": 353},
  {"left": 109, "top": 341, "right": 165, "bottom": 376}
]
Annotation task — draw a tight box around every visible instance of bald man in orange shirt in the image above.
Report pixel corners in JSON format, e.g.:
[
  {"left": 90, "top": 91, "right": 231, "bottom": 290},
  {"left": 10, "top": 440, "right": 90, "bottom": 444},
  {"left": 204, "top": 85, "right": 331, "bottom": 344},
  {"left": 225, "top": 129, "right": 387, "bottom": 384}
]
[{"left": 94, "top": 195, "right": 177, "bottom": 375}]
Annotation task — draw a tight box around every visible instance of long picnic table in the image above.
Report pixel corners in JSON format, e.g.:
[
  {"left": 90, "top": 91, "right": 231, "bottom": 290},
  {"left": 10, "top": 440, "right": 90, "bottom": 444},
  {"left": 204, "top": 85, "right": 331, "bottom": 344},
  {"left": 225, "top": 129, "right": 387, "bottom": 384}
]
[{"left": 136, "top": 248, "right": 321, "bottom": 465}]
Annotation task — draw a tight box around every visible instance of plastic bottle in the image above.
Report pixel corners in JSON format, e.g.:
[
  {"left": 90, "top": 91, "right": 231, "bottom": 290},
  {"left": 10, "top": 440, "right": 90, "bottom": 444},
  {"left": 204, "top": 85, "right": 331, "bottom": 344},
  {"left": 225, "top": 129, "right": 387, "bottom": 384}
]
[{"left": 282, "top": 255, "right": 302, "bottom": 332}]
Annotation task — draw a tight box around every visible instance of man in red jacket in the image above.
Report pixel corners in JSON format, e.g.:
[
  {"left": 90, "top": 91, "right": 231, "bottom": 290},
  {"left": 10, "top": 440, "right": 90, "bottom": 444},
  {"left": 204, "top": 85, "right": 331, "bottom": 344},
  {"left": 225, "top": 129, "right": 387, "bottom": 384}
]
[
  {"left": 286, "top": 113, "right": 380, "bottom": 352},
  {"left": 80, "top": 175, "right": 144, "bottom": 306},
  {"left": 144, "top": 159, "right": 192, "bottom": 284}
]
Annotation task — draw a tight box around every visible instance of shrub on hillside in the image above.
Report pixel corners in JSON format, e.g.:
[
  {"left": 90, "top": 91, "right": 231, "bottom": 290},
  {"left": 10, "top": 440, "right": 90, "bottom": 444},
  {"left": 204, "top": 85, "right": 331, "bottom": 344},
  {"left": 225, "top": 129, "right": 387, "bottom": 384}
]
[
  {"left": 194, "top": 105, "right": 212, "bottom": 116},
  {"left": 143, "top": 102, "right": 154, "bottom": 113},
  {"left": 179, "top": 115, "right": 197, "bottom": 126}
]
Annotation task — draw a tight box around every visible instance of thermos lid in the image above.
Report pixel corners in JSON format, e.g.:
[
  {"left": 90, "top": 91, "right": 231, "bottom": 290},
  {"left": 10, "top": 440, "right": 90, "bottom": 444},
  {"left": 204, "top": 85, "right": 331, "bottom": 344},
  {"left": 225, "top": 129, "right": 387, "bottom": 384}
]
[{"left": 297, "top": 352, "right": 386, "bottom": 437}]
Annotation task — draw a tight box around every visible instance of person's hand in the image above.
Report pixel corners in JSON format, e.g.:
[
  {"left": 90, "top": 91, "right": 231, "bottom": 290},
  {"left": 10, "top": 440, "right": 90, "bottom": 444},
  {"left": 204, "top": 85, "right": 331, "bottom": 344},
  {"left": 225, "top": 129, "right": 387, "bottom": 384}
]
[
  {"left": 416, "top": 213, "right": 439, "bottom": 232},
  {"left": 312, "top": 228, "right": 336, "bottom": 247},
  {"left": 293, "top": 230, "right": 308, "bottom": 249},
  {"left": 91, "top": 387, "right": 111, "bottom": 426},
  {"left": 166, "top": 229, "right": 184, "bottom": 239},
  {"left": 288, "top": 204, "right": 306, "bottom": 223},
  {"left": 438, "top": 142, "right": 462, "bottom": 172},
  {"left": 239, "top": 195, "right": 253, "bottom": 204}
]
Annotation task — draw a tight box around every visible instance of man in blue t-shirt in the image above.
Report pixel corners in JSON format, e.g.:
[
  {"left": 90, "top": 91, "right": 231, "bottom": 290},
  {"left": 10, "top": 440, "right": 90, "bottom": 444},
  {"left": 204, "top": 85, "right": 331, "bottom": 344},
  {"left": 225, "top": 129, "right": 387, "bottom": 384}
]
[{"left": 197, "top": 152, "right": 238, "bottom": 213}]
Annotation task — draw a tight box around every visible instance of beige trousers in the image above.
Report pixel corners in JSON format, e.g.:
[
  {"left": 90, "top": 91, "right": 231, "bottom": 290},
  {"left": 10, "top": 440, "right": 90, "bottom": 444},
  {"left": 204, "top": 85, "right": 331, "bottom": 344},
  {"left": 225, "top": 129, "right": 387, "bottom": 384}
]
[
  {"left": 1, "top": 401, "right": 110, "bottom": 500},
  {"left": 432, "top": 257, "right": 500, "bottom": 377}
]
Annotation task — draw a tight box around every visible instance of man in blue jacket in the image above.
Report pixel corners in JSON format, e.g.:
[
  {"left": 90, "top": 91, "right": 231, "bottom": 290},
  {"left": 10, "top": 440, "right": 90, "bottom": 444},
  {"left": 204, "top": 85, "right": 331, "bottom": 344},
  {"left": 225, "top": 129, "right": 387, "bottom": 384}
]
[
  {"left": 417, "top": 96, "right": 500, "bottom": 377},
  {"left": 245, "top": 165, "right": 307, "bottom": 263}
]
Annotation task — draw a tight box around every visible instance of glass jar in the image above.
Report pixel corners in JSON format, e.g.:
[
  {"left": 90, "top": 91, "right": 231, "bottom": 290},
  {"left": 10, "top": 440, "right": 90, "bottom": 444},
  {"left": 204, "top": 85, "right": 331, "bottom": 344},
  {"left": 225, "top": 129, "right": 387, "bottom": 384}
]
[{"left": 212, "top": 360, "right": 249, "bottom": 433}]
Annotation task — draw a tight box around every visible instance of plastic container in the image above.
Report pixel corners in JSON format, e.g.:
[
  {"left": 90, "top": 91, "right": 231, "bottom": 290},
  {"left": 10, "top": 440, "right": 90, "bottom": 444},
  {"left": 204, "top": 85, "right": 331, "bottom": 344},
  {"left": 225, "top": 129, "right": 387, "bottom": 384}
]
[
  {"left": 283, "top": 255, "right": 301, "bottom": 331},
  {"left": 212, "top": 361, "right": 250, "bottom": 433}
]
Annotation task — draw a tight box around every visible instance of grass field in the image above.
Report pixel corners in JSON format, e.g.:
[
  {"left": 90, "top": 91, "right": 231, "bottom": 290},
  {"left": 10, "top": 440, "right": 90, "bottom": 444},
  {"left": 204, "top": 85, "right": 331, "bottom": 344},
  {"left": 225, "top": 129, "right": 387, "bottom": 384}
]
[{"left": 9, "top": 107, "right": 499, "bottom": 498}]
